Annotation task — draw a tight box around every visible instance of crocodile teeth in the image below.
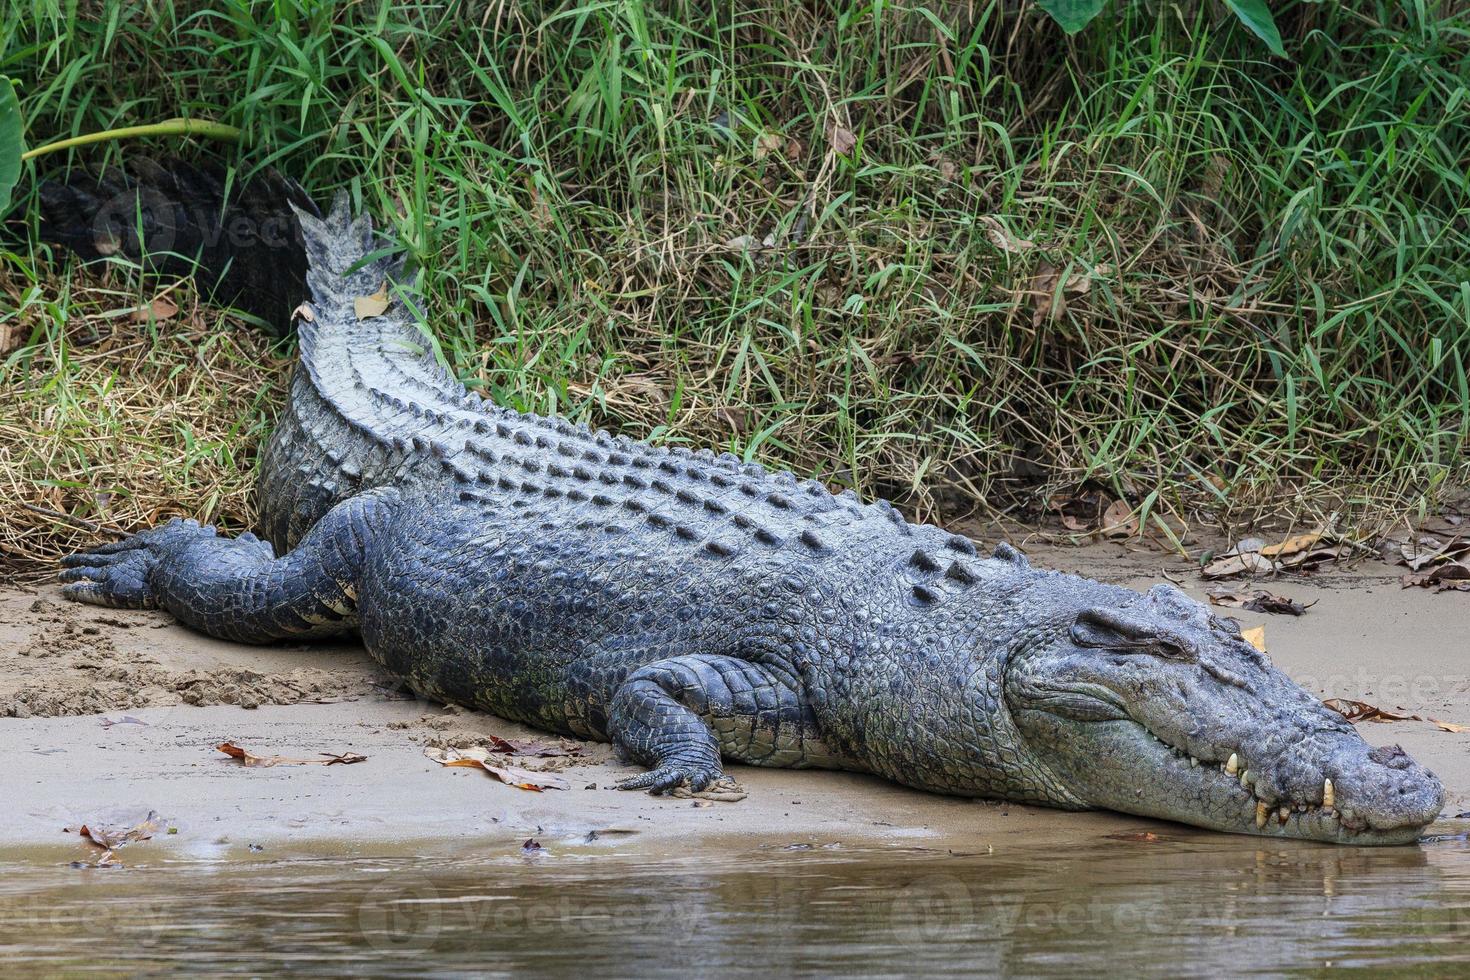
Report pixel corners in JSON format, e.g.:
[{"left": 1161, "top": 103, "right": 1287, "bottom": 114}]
[
  {"left": 1322, "top": 778, "right": 1334, "bottom": 809},
  {"left": 1256, "top": 802, "right": 1269, "bottom": 829},
  {"left": 1225, "top": 753, "right": 1239, "bottom": 776},
  {"left": 1278, "top": 806, "right": 1291, "bottom": 824},
  {"left": 1240, "top": 769, "right": 1252, "bottom": 788},
  {"left": 1190, "top": 757, "right": 1199, "bottom": 768}
]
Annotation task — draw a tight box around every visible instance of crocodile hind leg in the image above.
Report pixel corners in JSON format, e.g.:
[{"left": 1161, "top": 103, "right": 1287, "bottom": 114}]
[
  {"left": 59, "top": 489, "right": 399, "bottom": 644},
  {"left": 608, "top": 655, "right": 827, "bottom": 793}
]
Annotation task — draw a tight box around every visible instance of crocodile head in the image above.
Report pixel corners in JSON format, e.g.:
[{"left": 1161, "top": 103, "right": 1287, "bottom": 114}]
[{"left": 1002, "top": 577, "right": 1444, "bottom": 844}]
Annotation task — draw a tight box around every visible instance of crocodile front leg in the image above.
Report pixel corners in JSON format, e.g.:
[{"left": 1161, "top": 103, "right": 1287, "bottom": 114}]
[
  {"left": 59, "top": 489, "right": 399, "bottom": 643},
  {"left": 608, "top": 655, "right": 828, "bottom": 793}
]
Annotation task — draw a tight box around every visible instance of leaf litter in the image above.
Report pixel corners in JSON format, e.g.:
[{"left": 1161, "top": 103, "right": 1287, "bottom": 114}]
[
  {"left": 1386, "top": 527, "right": 1470, "bottom": 592},
  {"left": 426, "top": 746, "right": 570, "bottom": 791},
  {"left": 68, "top": 809, "right": 166, "bottom": 867},
  {"left": 1201, "top": 529, "right": 1348, "bottom": 579},
  {"left": 216, "top": 742, "right": 367, "bottom": 767},
  {"left": 1207, "top": 588, "right": 1313, "bottom": 616},
  {"left": 1323, "top": 699, "right": 1468, "bottom": 734}
]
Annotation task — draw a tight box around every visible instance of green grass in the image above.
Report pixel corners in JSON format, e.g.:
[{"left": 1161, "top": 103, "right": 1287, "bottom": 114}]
[{"left": 2, "top": 0, "right": 1468, "bottom": 547}]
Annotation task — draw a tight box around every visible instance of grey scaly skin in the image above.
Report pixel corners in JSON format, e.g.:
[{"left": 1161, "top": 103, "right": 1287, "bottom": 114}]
[{"left": 54, "top": 183, "right": 1444, "bottom": 844}]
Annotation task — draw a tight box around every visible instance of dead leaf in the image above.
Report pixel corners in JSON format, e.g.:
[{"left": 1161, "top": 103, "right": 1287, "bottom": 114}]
[
  {"left": 217, "top": 742, "right": 367, "bottom": 767},
  {"left": 1201, "top": 552, "right": 1279, "bottom": 579},
  {"left": 1397, "top": 534, "right": 1468, "bottom": 572},
  {"left": 1207, "top": 588, "right": 1311, "bottom": 616},
  {"left": 1400, "top": 558, "right": 1470, "bottom": 591},
  {"left": 1277, "top": 544, "right": 1348, "bottom": 570},
  {"left": 1260, "top": 531, "right": 1323, "bottom": 558},
  {"left": 77, "top": 810, "right": 164, "bottom": 863},
  {"left": 522, "top": 838, "right": 544, "bottom": 852},
  {"left": 1431, "top": 718, "right": 1470, "bottom": 733},
  {"left": 1323, "top": 699, "right": 1421, "bottom": 723},
  {"left": 426, "top": 747, "right": 570, "bottom": 791},
  {"left": 484, "top": 734, "right": 583, "bottom": 758},
  {"left": 353, "top": 282, "right": 391, "bottom": 320},
  {"left": 753, "top": 131, "right": 784, "bottom": 160},
  {"left": 979, "top": 216, "right": 1036, "bottom": 254},
  {"left": 828, "top": 123, "right": 856, "bottom": 155},
  {"left": 1100, "top": 499, "right": 1138, "bottom": 539},
  {"left": 1048, "top": 490, "right": 1109, "bottom": 532},
  {"left": 131, "top": 295, "right": 178, "bottom": 323},
  {"left": 1240, "top": 625, "right": 1267, "bottom": 653}
]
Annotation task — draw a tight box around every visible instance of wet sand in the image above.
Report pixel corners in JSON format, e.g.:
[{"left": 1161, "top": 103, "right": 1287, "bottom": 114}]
[{"left": 2, "top": 542, "right": 1467, "bottom": 856}]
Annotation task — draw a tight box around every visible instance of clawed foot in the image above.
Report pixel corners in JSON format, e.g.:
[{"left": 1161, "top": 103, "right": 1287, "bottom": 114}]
[
  {"left": 617, "top": 761, "right": 726, "bottom": 794},
  {"left": 59, "top": 519, "right": 270, "bottom": 608}
]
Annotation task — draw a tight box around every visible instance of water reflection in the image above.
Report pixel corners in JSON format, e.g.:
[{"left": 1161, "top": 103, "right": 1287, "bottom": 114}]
[{"left": 1, "top": 833, "right": 1467, "bottom": 976}]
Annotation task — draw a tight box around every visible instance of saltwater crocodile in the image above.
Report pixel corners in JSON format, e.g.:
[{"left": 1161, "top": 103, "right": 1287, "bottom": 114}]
[{"left": 44, "top": 164, "right": 1444, "bottom": 843}]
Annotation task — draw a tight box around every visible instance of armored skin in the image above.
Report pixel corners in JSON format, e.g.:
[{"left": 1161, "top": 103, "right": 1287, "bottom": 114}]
[{"left": 50, "top": 175, "right": 1444, "bottom": 843}]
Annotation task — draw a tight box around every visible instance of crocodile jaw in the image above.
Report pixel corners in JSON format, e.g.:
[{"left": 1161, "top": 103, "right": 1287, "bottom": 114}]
[{"left": 1012, "top": 711, "right": 1444, "bottom": 845}]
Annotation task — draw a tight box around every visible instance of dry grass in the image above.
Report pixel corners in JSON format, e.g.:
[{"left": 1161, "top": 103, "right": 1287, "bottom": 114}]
[{"left": 0, "top": 266, "right": 289, "bottom": 577}]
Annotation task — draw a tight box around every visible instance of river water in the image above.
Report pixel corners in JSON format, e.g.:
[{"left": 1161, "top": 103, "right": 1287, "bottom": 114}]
[{"left": 2, "top": 831, "right": 1468, "bottom": 977}]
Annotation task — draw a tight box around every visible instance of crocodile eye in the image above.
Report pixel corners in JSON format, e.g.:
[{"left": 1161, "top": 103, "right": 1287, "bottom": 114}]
[{"left": 1070, "top": 607, "right": 1198, "bottom": 662}]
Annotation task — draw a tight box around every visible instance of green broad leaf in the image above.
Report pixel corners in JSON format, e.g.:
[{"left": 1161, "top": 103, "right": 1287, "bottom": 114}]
[
  {"left": 1036, "top": 0, "right": 1108, "bottom": 35},
  {"left": 0, "top": 76, "right": 21, "bottom": 214},
  {"left": 1224, "top": 0, "right": 1286, "bottom": 58}
]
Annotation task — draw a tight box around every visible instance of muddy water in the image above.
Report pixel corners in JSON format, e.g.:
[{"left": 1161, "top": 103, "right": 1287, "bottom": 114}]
[{"left": 2, "top": 835, "right": 1468, "bottom": 977}]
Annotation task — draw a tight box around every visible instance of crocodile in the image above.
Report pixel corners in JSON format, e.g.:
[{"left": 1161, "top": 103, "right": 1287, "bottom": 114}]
[{"left": 44, "top": 164, "right": 1444, "bottom": 844}]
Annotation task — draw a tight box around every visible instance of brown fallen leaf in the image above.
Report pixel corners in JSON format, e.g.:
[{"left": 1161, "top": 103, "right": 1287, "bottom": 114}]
[
  {"left": 979, "top": 215, "right": 1036, "bottom": 255},
  {"left": 1240, "top": 625, "right": 1267, "bottom": 653},
  {"left": 1323, "top": 698, "right": 1422, "bottom": 723},
  {"left": 1030, "top": 260, "right": 1061, "bottom": 326},
  {"left": 1401, "top": 560, "right": 1470, "bottom": 591},
  {"left": 1201, "top": 552, "right": 1278, "bottom": 579},
  {"left": 353, "top": 282, "right": 391, "bottom": 320},
  {"left": 1397, "top": 534, "right": 1468, "bottom": 572},
  {"left": 1277, "top": 544, "right": 1348, "bottom": 570},
  {"left": 78, "top": 810, "right": 164, "bottom": 851},
  {"left": 1431, "top": 718, "right": 1470, "bottom": 733},
  {"left": 131, "top": 295, "right": 178, "bottom": 323},
  {"left": 1207, "top": 588, "right": 1311, "bottom": 616},
  {"left": 484, "top": 734, "right": 583, "bottom": 758},
  {"left": 1101, "top": 499, "right": 1139, "bottom": 539},
  {"left": 828, "top": 123, "right": 857, "bottom": 156},
  {"left": 216, "top": 742, "right": 368, "bottom": 768},
  {"left": 1048, "top": 490, "right": 1111, "bottom": 532},
  {"left": 426, "top": 747, "right": 570, "bottom": 791},
  {"left": 1260, "top": 532, "right": 1323, "bottom": 558}
]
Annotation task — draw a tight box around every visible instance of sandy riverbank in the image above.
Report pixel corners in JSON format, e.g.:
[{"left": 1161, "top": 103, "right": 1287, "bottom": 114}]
[{"left": 1, "top": 541, "right": 1466, "bottom": 858}]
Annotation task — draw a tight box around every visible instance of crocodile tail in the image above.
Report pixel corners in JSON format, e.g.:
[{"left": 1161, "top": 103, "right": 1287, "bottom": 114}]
[
  {"left": 37, "top": 158, "right": 319, "bottom": 335},
  {"left": 287, "top": 190, "right": 409, "bottom": 320}
]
